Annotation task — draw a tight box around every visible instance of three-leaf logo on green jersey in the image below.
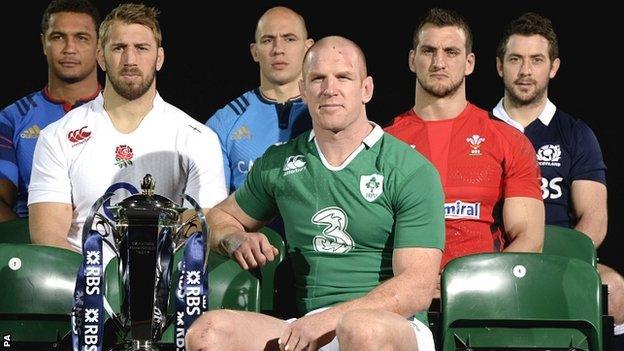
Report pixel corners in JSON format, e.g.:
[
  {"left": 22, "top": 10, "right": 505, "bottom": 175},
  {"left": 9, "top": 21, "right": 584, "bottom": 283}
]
[{"left": 360, "top": 174, "right": 384, "bottom": 202}]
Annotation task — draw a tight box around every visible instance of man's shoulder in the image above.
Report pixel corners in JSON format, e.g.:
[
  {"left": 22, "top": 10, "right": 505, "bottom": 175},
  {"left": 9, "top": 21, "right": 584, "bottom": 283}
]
[
  {"left": 210, "top": 89, "right": 262, "bottom": 120},
  {"left": 1, "top": 90, "right": 53, "bottom": 122},
  {"left": 378, "top": 132, "right": 437, "bottom": 176}
]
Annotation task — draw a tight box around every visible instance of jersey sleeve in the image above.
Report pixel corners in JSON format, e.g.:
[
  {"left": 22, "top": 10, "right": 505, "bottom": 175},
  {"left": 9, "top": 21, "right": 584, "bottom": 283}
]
[
  {"left": 234, "top": 150, "right": 278, "bottom": 222},
  {"left": 184, "top": 125, "right": 228, "bottom": 209},
  {"left": 503, "top": 132, "right": 542, "bottom": 200},
  {"left": 393, "top": 163, "right": 445, "bottom": 250},
  {"left": 206, "top": 109, "right": 232, "bottom": 192},
  {"left": 0, "top": 109, "right": 18, "bottom": 185},
  {"left": 28, "top": 127, "right": 72, "bottom": 205},
  {"left": 570, "top": 121, "right": 606, "bottom": 184}
]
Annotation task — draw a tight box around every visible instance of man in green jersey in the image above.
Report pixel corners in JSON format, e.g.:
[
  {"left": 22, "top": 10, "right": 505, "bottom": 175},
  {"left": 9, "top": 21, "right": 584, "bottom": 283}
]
[{"left": 186, "top": 36, "right": 445, "bottom": 351}]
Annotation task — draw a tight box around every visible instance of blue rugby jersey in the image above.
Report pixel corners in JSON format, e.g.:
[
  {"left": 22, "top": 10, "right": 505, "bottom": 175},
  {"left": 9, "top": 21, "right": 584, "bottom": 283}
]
[
  {"left": 207, "top": 88, "right": 311, "bottom": 192},
  {"left": 493, "top": 99, "right": 606, "bottom": 228},
  {"left": 0, "top": 87, "right": 99, "bottom": 217}
]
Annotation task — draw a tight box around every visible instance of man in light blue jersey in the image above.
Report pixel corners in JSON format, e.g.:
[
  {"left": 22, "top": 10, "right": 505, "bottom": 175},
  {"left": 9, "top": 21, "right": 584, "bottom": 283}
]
[
  {"left": 0, "top": 0, "right": 100, "bottom": 221},
  {"left": 207, "top": 6, "right": 313, "bottom": 193}
]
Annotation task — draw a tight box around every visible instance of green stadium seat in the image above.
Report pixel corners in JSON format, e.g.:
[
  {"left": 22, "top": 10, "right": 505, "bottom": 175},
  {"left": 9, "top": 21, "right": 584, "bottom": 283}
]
[
  {"left": 544, "top": 224, "right": 597, "bottom": 267},
  {"left": 0, "top": 218, "right": 30, "bottom": 244},
  {"left": 0, "top": 243, "right": 81, "bottom": 346},
  {"left": 441, "top": 252, "right": 604, "bottom": 351}
]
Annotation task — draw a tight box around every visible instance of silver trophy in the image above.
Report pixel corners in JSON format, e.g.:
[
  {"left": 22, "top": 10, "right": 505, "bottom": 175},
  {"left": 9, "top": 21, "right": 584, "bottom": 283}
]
[{"left": 81, "top": 174, "right": 209, "bottom": 350}]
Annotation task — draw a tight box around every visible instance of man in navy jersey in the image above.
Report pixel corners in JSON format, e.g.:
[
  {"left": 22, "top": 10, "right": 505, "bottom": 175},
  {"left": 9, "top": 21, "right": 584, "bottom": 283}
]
[
  {"left": 207, "top": 6, "right": 313, "bottom": 193},
  {"left": 0, "top": 0, "right": 100, "bottom": 221},
  {"left": 492, "top": 12, "right": 624, "bottom": 340}
]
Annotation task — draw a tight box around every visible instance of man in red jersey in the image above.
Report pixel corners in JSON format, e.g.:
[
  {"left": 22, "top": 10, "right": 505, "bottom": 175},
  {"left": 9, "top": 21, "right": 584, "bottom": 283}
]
[{"left": 386, "top": 8, "right": 544, "bottom": 275}]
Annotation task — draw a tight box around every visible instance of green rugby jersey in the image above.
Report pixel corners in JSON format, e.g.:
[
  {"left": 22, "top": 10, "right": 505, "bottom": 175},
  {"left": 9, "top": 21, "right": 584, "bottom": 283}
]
[{"left": 236, "top": 124, "right": 444, "bottom": 322}]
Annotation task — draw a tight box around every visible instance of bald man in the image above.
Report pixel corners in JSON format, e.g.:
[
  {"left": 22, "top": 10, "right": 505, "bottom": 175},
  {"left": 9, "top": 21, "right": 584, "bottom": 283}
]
[
  {"left": 186, "top": 36, "right": 444, "bottom": 351},
  {"left": 207, "top": 6, "right": 314, "bottom": 193}
]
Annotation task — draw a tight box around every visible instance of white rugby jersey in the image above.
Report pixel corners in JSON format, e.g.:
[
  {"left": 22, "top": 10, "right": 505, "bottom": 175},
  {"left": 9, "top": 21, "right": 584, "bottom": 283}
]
[{"left": 29, "top": 93, "right": 227, "bottom": 252}]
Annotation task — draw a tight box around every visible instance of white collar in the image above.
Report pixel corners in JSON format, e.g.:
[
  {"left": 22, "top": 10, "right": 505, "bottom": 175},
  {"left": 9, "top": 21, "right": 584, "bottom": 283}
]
[
  {"left": 308, "top": 123, "right": 383, "bottom": 171},
  {"left": 492, "top": 98, "right": 557, "bottom": 132}
]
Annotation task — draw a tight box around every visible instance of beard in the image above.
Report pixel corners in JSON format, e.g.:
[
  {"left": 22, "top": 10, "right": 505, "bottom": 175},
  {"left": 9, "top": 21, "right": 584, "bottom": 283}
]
[
  {"left": 505, "top": 79, "right": 548, "bottom": 107},
  {"left": 417, "top": 74, "right": 463, "bottom": 98},
  {"left": 107, "top": 65, "right": 156, "bottom": 101}
]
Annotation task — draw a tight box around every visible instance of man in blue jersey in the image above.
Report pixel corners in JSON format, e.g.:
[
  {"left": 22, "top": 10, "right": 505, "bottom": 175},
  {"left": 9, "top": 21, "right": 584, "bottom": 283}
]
[
  {"left": 207, "top": 6, "right": 313, "bottom": 193},
  {"left": 0, "top": 0, "right": 100, "bottom": 221},
  {"left": 492, "top": 12, "right": 624, "bottom": 340}
]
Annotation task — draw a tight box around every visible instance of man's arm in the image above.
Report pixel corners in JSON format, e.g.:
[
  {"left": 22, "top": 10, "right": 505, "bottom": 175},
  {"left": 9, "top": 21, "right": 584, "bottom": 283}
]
[
  {"left": 207, "top": 194, "right": 278, "bottom": 270},
  {"left": 571, "top": 180, "right": 607, "bottom": 247},
  {"left": 29, "top": 202, "right": 73, "bottom": 250},
  {"left": 279, "top": 247, "right": 442, "bottom": 350},
  {"left": 503, "top": 196, "right": 544, "bottom": 252},
  {"left": 0, "top": 178, "right": 17, "bottom": 221}
]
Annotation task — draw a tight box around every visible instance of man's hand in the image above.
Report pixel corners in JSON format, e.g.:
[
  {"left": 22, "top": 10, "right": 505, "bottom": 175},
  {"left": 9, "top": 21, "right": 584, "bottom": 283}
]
[
  {"left": 279, "top": 312, "right": 336, "bottom": 351},
  {"left": 220, "top": 231, "right": 278, "bottom": 270}
]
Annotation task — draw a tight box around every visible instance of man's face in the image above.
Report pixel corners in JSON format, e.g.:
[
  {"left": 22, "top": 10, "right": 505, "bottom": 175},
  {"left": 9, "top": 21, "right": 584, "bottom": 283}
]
[
  {"left": 251, "top": 11, "right": 312, "bottom": 88},
  {"left": 300, "top": 43, "right": 372, "bottom": 133},
  {"left": 42, "top": 12, "right": 98, "bottom": 84},
  {"left": 98, "top": 21, "right": 164, "bottom": 100},
  {"left": 409, "top": 24, "right": 474, "bottom": 98},
  {"left": 497, "top": 34, "right": 560, "bottom": 106}
]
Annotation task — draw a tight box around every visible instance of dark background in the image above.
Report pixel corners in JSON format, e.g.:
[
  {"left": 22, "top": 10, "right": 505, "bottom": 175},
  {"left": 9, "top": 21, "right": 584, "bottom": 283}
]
[{"left": 2, "top": 1, "right": 621, "bottom": 271}]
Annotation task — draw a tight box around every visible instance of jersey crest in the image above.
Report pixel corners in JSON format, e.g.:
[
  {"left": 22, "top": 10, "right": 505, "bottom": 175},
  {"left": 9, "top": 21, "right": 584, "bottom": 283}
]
[{"left": 360, "top": 174, "right": 384, "bottom": 202}]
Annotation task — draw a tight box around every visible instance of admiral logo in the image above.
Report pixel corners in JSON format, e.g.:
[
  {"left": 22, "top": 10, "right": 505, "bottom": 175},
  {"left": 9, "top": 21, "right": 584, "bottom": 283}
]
[
  {"left": 444, "top": 200, "right": 481, "bottom": 219},
  {"left": 536, "top": 144, "right": 561, "bottom": 167},
  {"left": 466, "top": 134, "right": 485, "bottom": 156},
  {"left": 283, "top": 155, "right": 306, "bottom": 175},
  {"left": 67, "top": 126, "right": 91, "bottom": 146}
]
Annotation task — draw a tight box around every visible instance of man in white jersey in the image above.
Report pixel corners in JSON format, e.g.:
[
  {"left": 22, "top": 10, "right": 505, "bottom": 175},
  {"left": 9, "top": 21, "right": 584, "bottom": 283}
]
[{"left": 28, "top": 3, "right": 227, "bottom": 252}]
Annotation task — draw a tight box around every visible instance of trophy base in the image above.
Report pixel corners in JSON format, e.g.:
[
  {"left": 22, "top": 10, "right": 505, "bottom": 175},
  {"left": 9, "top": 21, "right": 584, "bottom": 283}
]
[{"left": 131, "top": 340, "right": 158, "bottom": 350}]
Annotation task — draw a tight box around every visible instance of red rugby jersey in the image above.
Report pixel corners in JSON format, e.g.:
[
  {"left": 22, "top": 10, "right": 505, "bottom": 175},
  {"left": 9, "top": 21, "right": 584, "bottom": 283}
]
[{"left": 386, "top": 103, "right": 541, "bottom": 268}]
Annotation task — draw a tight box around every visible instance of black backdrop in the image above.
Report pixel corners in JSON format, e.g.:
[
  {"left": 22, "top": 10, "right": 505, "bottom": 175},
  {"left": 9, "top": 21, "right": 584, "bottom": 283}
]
[{"left": 2, "top": 1, "right": 621, "bottom": 271}]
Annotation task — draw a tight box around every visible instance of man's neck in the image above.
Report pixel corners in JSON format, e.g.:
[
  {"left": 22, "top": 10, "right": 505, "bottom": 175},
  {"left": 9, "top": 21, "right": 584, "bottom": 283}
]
[
  {"left": 103, "top": 84, "right": 157, "bottom": 134},
  {"left": 502, "top": 94, "right": 548, "bottom": 128},
  {"left": 314, "top": 116, "right": 373, "bottom": 167},
  {"left": 413, "top": 84, "right": 468, "bottom": 121},
  {"left": 47, "top": 71, "right": 99, "bottom": 105},
  {"left": 259, "top": 80, "right": 301, "bottom": 103}
]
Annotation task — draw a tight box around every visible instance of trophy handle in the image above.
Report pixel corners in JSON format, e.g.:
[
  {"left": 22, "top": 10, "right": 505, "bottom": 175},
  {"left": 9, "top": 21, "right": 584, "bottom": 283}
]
[
  {"left": 82, "top": 192, "right": 116, "bottom": 248},
  {"left": 180, "top": 194, "right": 210, "bottom": 272}
]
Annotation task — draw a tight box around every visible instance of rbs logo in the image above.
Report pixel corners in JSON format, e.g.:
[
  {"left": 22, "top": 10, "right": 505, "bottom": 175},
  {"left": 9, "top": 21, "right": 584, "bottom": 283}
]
[{"left": 541, "top": 177, "right": 563, "bottom": 199}]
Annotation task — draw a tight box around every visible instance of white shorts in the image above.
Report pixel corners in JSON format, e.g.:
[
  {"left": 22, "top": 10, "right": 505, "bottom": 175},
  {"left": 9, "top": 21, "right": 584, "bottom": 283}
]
[{"left": 286, "top": 307, "right": 435, "bottom": 351}]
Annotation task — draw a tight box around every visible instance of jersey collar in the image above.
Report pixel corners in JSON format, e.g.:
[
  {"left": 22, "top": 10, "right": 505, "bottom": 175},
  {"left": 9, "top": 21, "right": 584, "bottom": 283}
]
[
  {"left": 307, "top": 122, "right": 383, "bottom": 148},
  {"left": 254, "top": 88, "right": 302, "bottom": 105},
  {"left": 493, "top": 98, "right": 557, "bottom": 132},
  {"left": 308, "top": 123, "right": 383, "bottom": 171}
]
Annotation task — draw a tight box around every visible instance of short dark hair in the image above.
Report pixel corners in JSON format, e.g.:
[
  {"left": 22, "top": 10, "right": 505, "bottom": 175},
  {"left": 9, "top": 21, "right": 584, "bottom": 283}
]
[
  {"left": 41, "top": 0, "right": 100, "bottom": 35},
  {"left": 497, "top": 12, "right": 559, "bottom": 61},
  {"left": 413, "top": 8, "right": 473, "bottom": 53}
]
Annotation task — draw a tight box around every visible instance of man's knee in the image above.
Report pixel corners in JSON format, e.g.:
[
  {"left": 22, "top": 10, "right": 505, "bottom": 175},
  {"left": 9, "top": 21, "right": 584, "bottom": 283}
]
[
  {"left": 336, "top": 310, "right": 390, "bottom": 347},
  {"left": 185, "top": 310, "right": 239, "bottom": 350}
]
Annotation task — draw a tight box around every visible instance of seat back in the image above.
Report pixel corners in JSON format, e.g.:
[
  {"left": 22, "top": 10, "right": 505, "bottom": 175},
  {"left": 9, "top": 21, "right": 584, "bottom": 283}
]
[
  {"left": 544, "top": 224, "right": 597, "bottom": 267},
  {"left": 441, "top": 252, "right": 603, "bottom": 351},
  {"left": 0, "top": 218, "right": 30, "bottom": 244},
  {"left": 0, "top": 243, "right": 81, "bottom": 344}
]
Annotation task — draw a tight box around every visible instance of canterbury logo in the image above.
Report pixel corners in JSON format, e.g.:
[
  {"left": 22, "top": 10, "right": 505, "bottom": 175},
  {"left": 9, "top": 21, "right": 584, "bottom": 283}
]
[
  {"left": 282, "top": 155, "right": 306, "bottom": 175},
  {"left": 67, "top": 126, "right": 92, "bottom": 144}
]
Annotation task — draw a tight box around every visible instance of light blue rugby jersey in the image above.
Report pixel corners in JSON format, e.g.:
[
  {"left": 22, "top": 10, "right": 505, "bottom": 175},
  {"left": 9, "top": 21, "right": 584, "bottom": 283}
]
[{"left": 207, "top": 88, "right": 311, "bottom": 192}]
